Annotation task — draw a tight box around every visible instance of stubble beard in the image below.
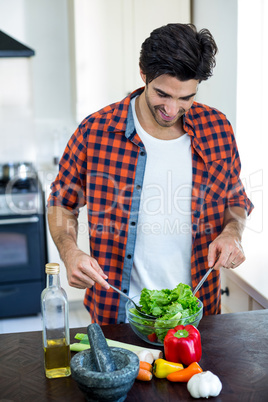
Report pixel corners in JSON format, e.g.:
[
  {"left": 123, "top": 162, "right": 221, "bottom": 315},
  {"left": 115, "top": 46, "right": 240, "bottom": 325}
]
[{"left": 145, "top": 91, "right": 185, "bottom": 128}]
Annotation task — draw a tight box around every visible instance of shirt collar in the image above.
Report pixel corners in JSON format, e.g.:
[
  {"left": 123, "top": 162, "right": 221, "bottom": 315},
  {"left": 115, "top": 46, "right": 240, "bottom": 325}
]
[
  {"left": 183, "top": 106, "right": 195, "bottom": 135},
  {"left": 106, "top": 88, "right": 144, "bottom": 148},
  {"left": 107, "top": 89, "right": 203, "bottom": 154}
]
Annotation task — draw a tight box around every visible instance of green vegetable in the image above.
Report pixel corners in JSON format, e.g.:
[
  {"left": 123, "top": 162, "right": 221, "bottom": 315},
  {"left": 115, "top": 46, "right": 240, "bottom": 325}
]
[
  {"left": 139, "top": 283, "right": 199, "bottom": 317},
  {"left": 71, "top": 334, "right": 163, "bottom": 360},
  {"left": 132, "top": 283, "right": 201, "bottom": 342}
]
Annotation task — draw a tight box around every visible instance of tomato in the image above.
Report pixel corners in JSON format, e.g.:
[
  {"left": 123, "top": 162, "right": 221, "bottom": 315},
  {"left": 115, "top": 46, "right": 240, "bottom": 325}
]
[{"left": 147, "top": 333, "right": 157, "bottom": 343}]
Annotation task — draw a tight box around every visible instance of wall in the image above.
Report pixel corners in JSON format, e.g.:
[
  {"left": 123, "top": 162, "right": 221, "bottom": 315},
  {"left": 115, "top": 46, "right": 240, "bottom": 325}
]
[
  {"left": 72, "top": 0, "right": 191, "bottom": 122},
  {"left": 235, "top": 0, "right": 268, "bottom": 274},
  {"left": 192, "top": 0, "right": 237, "bottom": 131},
  {"left": 0, "top": 0, "right": 76, "bottom": 166}
]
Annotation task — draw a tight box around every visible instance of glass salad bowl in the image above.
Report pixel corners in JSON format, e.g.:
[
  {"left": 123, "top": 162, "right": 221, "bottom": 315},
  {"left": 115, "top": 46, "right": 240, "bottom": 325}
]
[{"left": 125, "top": 296, "right": 203, "bottom": 346}]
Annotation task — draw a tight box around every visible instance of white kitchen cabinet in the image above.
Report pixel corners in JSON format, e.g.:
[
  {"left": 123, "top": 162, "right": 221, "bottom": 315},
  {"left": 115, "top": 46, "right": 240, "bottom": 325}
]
[
  {"left": 221, "top": 271, "right": 250, "bottom": 313},
  {"left": 249, "top": 298, "right": 263, "bottom": 311},
  {"left": 220, "top": 266, "right": 268, "bottom": 314},
  {"left": 69, "top": 0, "right": 191, "bottom": 123}
]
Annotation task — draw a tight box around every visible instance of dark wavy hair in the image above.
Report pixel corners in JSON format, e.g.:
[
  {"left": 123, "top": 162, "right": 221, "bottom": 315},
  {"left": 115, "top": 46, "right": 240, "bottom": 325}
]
[{"left": 139, "top": 23, "right": 218, "bottom": 83}]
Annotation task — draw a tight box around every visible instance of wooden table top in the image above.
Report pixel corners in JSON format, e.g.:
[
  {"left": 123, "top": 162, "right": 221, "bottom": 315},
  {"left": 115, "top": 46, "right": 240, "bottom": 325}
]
[{"left": 0, "top": 309, "right": 267, "bottom": 401}]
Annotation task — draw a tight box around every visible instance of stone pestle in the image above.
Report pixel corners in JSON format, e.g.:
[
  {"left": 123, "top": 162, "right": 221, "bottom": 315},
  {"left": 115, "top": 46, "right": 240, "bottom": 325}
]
[{"left": 87, "top": 323, "right": 117, "bottom": 372}]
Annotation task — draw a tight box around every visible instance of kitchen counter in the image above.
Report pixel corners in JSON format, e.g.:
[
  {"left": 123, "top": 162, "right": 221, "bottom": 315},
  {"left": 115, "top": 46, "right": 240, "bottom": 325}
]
[{"left": 0, "top": 310, "right": 267, "bottom": 401}]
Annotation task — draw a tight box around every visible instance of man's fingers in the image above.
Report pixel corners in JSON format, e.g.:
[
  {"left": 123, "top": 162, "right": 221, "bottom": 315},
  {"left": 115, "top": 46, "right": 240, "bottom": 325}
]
[
  {"left": 88, "top": 258, "right": 109, "bottom": 289},
  {"left": 89, "top": 258, "right": 108, "bottom": 279},
  {"left": 66, "top": 253, "right": 109, "bottom": 290},
  {"left": 208, "top": 242, "right": 223, "bottom": 269},
  {"left": 88, "top": 267, "right": 110, "bottom": 290},
  {"left": 225, "top": 251, "right": 245, "bottom": 269},
  {"left": 208, "top": 235, "right": 246, "bottom": 270},
  {"left": 212, "top": 252, "right": 228, "bottom": 270},
  {"left": 208, "top": 243, "right": 218, "bottom": 267}
]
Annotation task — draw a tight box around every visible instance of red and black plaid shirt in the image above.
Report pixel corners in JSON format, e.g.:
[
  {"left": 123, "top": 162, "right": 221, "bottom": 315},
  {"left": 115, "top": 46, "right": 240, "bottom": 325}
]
[{"left": 48, "top": 88, "right": 253, "bottom": 325}]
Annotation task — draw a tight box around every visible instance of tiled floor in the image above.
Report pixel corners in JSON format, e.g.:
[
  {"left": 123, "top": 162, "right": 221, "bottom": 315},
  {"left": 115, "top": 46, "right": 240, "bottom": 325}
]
[{"left": 0, "top": 301, "right": 91, "bottom": 334}]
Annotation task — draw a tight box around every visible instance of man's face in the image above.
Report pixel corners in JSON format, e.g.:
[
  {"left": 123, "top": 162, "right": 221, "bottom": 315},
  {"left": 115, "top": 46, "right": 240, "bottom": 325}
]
[{"left": 141, "top": 73, "right": 199, "bottom": 128}]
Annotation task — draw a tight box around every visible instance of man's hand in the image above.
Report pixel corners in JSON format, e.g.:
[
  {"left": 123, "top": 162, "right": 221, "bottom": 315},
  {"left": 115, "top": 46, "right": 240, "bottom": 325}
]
[
  {"left": 208, "top": 232, "right": 245, "bottom": 270},
  {"left": 208, "top": 206, "right": 247, "bottom": 270},
  {"left": 63, "top": 248, "right": 110, "bottom": 290}
]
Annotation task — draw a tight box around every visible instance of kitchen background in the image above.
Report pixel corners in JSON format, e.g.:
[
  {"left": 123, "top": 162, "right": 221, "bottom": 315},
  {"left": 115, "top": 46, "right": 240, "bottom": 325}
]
[{"left": 0, "top": 0, "right": 267, "bottom": 333}]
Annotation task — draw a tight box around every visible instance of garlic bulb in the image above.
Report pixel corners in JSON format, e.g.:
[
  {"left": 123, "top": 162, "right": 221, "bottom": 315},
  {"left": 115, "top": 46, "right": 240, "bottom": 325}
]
[{"left": 187, "top": 371, "right": 222, "bottom": 399}]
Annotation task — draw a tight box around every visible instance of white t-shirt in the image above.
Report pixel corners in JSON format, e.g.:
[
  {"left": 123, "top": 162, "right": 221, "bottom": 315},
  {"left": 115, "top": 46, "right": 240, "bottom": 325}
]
[{"left": 129, "top": 96, "right": 192, "bottom": 298}]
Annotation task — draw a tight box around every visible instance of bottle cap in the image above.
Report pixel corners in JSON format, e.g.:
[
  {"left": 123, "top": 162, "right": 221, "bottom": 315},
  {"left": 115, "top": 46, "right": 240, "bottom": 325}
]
[{"left": 45, "top": 263, "right": 60, "bottom": 275}]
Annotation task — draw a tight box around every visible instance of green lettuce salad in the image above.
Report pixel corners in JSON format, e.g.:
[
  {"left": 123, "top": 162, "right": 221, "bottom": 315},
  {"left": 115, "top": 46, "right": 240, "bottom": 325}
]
[{"left": 129, "top": 283, "right": 202, "bottom": 343}]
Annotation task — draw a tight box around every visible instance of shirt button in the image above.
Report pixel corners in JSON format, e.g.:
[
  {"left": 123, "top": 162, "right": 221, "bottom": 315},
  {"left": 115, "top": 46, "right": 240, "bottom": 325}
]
[
  {"left": 140, "top": 150, "right": 146, "bottom": 156},
  {"left": 130, "top": 221, "right": 136, "bottom": 226},
  {"left": 136, "top": 184, "right": 141, "bottom": 190},
  {"left": 127, "top": 254, "right": 132, "bottom": 259},
  {"left": 123, "top": 289, "right": 127, "bottom": 294}
]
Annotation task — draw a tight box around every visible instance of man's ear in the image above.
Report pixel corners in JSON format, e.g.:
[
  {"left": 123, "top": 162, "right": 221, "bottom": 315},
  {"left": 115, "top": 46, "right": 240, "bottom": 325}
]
[{"left": 140, "top": 69, "right": 146, "bottom": 84}]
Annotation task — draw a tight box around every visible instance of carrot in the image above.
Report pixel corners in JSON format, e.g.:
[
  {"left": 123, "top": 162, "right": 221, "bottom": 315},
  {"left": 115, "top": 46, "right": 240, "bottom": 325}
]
[
  {"left": 136, "top": 368, "right": 153, "bottom": 381},
  {"left": 139, "top": 361, "right": 153, "bottom": 372},
  {"left": 166, "top": 362, "right": 203, "bottom": 382}
]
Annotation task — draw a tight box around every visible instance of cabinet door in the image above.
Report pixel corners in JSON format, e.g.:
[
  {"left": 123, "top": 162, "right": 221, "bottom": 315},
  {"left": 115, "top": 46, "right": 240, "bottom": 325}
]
[
  {"left": 221, "top": 275, "right": 250, "bottom": 313},
  {"left": 70, "top": 0, "right": 191, "bottom": 122},
  {"left": 221, "top": 270, "right": 266, "bottom": 313}
]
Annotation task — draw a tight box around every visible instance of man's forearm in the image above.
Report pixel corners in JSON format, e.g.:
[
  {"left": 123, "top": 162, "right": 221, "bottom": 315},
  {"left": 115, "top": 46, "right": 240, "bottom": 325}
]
[
  {"left": 222, "top": 206, "right": 247, "bottom": 242},
  {"left": 208, "top": 206, "right": 247, "bottom": 269},
  {"left": 47, "top": 206, "right": 79, "bottom": 264},
  {"left": 47, "top": 205, "right": 109, "bottom": 290}
]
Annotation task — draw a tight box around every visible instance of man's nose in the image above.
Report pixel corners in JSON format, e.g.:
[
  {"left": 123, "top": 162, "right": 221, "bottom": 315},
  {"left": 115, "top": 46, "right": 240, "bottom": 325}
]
[{"left": 165, "top": 100, "right": 179, "bottom": 117}]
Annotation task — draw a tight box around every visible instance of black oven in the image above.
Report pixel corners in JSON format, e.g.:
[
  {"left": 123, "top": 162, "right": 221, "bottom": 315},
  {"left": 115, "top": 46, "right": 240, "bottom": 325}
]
[{"left": 0, "top": 163, "right": 47, "bottom": 318}]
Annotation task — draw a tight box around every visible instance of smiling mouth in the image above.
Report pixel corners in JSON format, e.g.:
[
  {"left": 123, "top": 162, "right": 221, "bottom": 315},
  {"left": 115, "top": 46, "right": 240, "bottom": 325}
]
[{"left": 158, "top": 109, "right": 177, "bottom": 122}]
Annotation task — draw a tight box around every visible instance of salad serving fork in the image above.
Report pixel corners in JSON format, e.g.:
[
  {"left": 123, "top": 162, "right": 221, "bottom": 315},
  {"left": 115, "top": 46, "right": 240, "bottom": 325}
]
[{"left": 108, "top": 283, "right": 156, "bottom": 319}]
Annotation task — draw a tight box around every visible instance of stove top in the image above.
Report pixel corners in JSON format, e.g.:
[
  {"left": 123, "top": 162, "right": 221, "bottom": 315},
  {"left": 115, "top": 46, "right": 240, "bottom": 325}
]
[
  {"left": 0, "top": 174, "right": 43, "bottom": 216},
  {"left": 0, "top": 177, "right": 40, "bottom": 195}
]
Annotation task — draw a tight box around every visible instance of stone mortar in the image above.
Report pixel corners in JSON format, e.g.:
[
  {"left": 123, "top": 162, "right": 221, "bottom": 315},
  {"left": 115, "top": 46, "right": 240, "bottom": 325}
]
[{"left": 71, "top": 347, "right": 140, "bottom": 402}]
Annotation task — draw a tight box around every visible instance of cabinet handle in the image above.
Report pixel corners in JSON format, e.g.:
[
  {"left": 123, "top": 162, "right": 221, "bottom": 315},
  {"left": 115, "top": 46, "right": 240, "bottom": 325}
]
[
  {"left": 221, "top": 287, "right": 229, "bottom": 296},
  {"left": 0, "top": 288, "right": 18, "bottom": 298},
  {"left": 0, "top": 216, "right": 39, "bottom": 225}
]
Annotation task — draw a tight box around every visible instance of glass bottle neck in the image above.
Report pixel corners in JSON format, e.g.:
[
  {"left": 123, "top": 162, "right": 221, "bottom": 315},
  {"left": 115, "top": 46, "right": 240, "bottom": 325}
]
[{"left": 47, "top": 273, "right": 60, "bottom": 288}]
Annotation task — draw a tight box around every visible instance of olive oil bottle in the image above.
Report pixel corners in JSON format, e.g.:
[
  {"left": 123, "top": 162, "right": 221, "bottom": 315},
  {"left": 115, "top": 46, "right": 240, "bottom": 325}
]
[{"left": 41, "top": 263, "right": 71, "bottom": 379}]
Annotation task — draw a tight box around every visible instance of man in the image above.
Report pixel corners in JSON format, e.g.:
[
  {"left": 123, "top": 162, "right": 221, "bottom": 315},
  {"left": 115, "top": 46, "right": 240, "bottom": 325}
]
[{"left": 47, "top": 24, "right": 253, "bottom": 325}]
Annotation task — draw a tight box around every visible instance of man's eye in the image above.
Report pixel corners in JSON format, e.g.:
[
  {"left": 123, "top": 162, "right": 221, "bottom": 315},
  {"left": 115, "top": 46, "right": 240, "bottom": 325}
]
[
  {"left": 157, "top": 92, "right": 167, "bottom": 98},
  {"left": 182, "top": 97, "right": 191, "bottom": 101}
]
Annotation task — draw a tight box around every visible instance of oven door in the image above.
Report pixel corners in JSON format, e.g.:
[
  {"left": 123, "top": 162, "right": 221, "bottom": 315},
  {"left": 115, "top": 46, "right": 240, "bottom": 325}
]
[{"left": 0, "top": 214, "right": 46, "bottom": 283}]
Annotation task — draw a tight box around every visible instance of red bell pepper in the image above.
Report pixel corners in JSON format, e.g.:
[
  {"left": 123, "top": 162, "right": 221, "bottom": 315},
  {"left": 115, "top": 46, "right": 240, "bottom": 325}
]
[{"left": 164, "top": 324, "right": 202, "bottom": 366}]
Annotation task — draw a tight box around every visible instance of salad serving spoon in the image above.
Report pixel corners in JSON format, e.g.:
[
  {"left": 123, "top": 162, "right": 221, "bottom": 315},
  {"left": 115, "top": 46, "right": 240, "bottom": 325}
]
[{"left": 108, "top": 283, "right": 156, "bottom": 319}]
